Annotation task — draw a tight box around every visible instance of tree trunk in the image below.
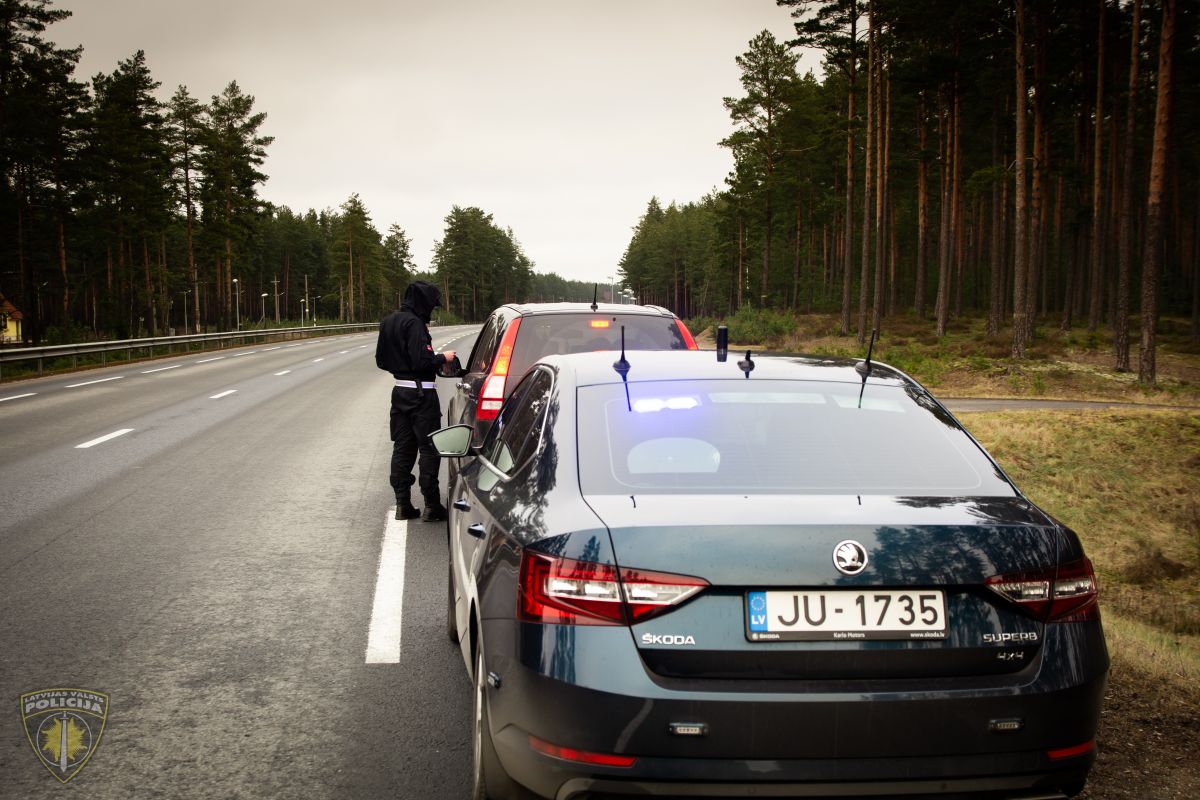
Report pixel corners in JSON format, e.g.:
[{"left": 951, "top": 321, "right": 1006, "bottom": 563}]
[
  {"left": 1088, "top": 0, "right": 1107, "bottom": 333},
  {"left": 935, "top": 98, "right": 950, "bottom": 337},
  {"left": 1114, "top": 0, "right": 1141, "bottom": 370},
  {"left": 916, "top": 92, "right": 929, "bottom": 319},
  {"left": 988, "top": 97, "right": 1003, "bottom": 335},
  {"left": 858, "top": 0, "right": 874, "bottom": 344},
  {"left": 840, "top": 12, "right": 857, "bottom": 337},
  {"left": 872, "top": 21, "right": 886, "bottom": 335},
  {"left": 1139, "top": 0, "right": 1175, "bottom": 385},
  {"left": 1012, "top": 0, "right": 1031, "bottom": 358}
]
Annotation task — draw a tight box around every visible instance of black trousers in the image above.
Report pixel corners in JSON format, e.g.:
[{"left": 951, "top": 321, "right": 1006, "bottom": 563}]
[{"left": 389, "top": 386, "right": 442, "bottom": 503}]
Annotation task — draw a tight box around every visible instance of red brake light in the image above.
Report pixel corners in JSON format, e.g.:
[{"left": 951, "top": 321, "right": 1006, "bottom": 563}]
[
  {"left": 518, "top": 552, "right": 708, "bottom": 626},
  {"left": 529, "top": 735, "right": 636, "bottom": 767},
  {"left": 476, "top": 317, "right": 522, "bottom": 422},
  {"left": 986, "top": 558, "right": 1099, "bottom": 622},
  {"left": 590, "top": 319, "right": 611, "bottom": 328},
  {"left": 675, "top": 320, "right": 698, "bottom": 350}
]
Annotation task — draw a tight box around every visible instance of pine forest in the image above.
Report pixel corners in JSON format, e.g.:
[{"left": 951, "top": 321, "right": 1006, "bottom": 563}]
[{"left": 1, "top": 0, "right": 1197, "bottom": 386}]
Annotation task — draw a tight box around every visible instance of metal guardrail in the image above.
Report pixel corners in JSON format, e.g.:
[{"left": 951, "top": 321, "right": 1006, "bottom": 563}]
[{"left": 0, "top": 323, "right": 379, "bottom": 381}]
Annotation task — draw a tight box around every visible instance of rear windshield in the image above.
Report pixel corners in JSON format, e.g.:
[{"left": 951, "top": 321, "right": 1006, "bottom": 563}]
[
  {"left": 509, "top": 313, "right": 688, "bottom": 386},
  {"left": 577, "top": 379, "right": 1015, "bottom": 496}
]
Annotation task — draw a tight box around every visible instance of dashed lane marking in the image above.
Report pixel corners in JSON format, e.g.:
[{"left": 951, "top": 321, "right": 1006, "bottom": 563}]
[
  {"left": 66, "top": 376, "right": 124, "bottom": 388},
  {"left": 274, "top": 370, "right": 291, "bottom": 376},
  {"left": 263, "top": 346, "right": 281, "bottom": 351},
  {"left": 196, "top": 356, "right": 225, "bottom": 364},
  {"left": 0, "top": 392, "right": 36, "bottom": 402},
  {"left": 313, "top": 357, "right": 324, "bottom": 362},
  {"left": 209, "top": 389, "right": 237, "bottom": 399},
  {"left": 76, "top": 428, "right": 133, "bottom": 449},
  {"left": 232, "top": 350, "right": 258, "bottom": 357},
  {"left": 365, "top": 509, "right": 408, "bottom": 664},
  {"left": 141, "top": 365, "right": 181, "bottom": 374}
]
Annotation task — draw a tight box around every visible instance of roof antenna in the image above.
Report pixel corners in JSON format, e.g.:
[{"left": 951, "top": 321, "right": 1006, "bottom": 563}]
[
  {"left": 590, "top": 284, "right": 598, "bottom": 312},
  {"left": 855, "top": 328, "right": 879, "bottom": 408},
  {"left": 716, "top": 325, "right": 728, "bottom": 362},
  {"left": 612, "top": 325, "right": 631, "bottom": 410},
  {"left": 737, "top": 349, "right": 755, "bottom": 379}
]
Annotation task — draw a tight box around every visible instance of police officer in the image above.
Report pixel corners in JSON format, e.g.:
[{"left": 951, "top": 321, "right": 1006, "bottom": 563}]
[{"left": 376, "top": 280, "right": 456, "bottom": 521}]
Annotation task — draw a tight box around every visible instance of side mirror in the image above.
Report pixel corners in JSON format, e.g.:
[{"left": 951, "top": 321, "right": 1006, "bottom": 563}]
[
  {"left": 429, "top": 424, "right": 474, "bottom": 457},
  {"left": 438, "top": 355, "right": 467, "bottom": 379}
]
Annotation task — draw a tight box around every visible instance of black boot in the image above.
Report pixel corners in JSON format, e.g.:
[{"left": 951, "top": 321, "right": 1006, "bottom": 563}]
[
  {"left": 396, "top": 499, "right": 419, "bottom": 520},
  {"left": 421, "top": 497, "right": 448, "bottom": 522}
]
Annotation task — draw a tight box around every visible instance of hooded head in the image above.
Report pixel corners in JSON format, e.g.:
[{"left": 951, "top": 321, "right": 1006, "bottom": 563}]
[{"left": 401, "top": 280, "right": 442, "bottom": 323}]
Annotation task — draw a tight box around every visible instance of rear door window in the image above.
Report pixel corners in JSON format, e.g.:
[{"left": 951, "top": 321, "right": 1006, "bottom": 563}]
[
  {"left": 480, "top": 368, "right": 554, "bottom": 479},
  {"left": 467, "top": 314, "right": 502, "bottom": 375},
  {"left": 509, "top": 313, "right": 687, "bottom": 386}
]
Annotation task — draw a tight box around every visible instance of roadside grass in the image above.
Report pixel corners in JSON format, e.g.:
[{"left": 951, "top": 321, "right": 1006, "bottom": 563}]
[
  {"left": 688, "top": 311, "right": 1200, "bottom": 406},
  {"left": 964, "top": 409, "right": 1200, "bottom": 688}
]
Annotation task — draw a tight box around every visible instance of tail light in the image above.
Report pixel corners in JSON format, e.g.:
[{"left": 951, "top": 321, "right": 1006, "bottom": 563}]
[
  {"left": 675, "top": 320, "right": 698, "bottom": 350},
  {"left": 476, "top": 317, "right": 522, "bottom": 422},
  {"left": 518, "top": 552, "right": 708, "bottom": 626},
  {"left": 986, "top": 558, "right": 1099, "bottom": 622}
]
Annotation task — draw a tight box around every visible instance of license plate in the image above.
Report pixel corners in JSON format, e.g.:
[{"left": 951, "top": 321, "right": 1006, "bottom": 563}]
[{"left": 746, "top": 589, "right": 947, "bottom": 641}]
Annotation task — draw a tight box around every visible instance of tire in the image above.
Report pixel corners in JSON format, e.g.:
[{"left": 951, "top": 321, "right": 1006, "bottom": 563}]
[{"left": 471, "top": 646, "right": 503, "bottom": 800}]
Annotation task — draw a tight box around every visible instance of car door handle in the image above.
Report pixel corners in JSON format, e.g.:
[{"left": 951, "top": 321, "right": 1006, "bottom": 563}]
[
  {"left": 453, "top": 499, "right": 470, "bottom": 511},
  {"left": 467, "top": 523, "right": 486, "bottom": 539}
]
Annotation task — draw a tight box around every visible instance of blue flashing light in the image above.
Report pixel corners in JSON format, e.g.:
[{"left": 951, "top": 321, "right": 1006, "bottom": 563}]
[{"left": 632, "top": 396, "right": 700, "bottom": 413}]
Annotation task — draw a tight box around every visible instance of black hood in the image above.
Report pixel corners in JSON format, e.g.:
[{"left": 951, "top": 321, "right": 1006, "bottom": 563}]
[{"left": 401, "top": 280, "right": 442, "bottom": 323}]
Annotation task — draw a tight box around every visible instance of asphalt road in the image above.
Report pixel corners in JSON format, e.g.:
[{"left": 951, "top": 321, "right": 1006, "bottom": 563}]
[
  {"left": 3, "top": 332, "right": 1182, "bottom": 798},
  {"left": 0, "top": 325, "right": 481, "bottom": 799}
]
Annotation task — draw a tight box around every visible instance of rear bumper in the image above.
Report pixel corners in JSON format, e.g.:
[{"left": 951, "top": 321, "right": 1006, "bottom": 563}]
[
  {"left": 496, "top": 725, "right": 1093, "bottom": 799},
  {"left": 483, "top": 619, "right": 1107, "bottom": 800}
]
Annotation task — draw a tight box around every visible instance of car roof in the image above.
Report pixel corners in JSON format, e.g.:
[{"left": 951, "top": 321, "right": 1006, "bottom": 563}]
[
  {"left": 535, "top": 349, "right": 918, "bottom": 389},
  {"left": 499, "top": 301, "right": 677, "bottom": 318}
]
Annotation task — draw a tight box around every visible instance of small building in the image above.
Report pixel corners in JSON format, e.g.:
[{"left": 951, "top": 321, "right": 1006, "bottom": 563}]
[{"left": 0, "top": 293, "right": 24, "bottom": 344}]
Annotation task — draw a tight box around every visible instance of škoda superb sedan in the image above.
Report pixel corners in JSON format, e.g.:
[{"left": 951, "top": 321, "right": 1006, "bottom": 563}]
[{"left": 430, "top": 348, "right": 1107, "bottom": 800}]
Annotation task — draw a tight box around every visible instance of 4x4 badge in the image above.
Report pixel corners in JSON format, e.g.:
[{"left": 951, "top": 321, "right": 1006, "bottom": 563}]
[{"left": 20, "top": 688, "right": 109, "bottom": 783}]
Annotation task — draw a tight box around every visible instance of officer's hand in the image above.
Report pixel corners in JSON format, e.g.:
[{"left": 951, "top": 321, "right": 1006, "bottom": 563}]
[{"left": 443, "top": 350, "right": 456, "bottom": 363}]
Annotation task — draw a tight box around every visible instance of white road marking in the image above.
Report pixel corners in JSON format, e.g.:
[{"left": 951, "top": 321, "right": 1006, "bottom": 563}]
[
  {"left": 209, "top": 389, "right": 237, "bottom": 399},
  {"left": 339, "top": 350, "right": 349, "bottom": 354},
  {"left": 196, "top": 356, "right": 225, "bottom": 364},
  {"left": 313, "top": 357, "right": 324, "bottom": 362},
  {"left": 66, "top": 376, "right": 124, "bottom": 388},
  {"left": 285, "top": 343, "right": 303, "bottom": 348},
  {"left": 274, "top": 370, "right": 291, "bottom": 376},
  {"left": 232, "top": 350, "right": 257, "bottom": 357},
  {"left": 76, "top": 428, "right": 133, "bottom": 449},
  {"left": 263, "top": 346, "right": 281, "bottom": 351},
  {"left": 365, "top": 510, "right": 409, "bottom": 664},
  {"left": 0, "top": 392, "right": 36, "bottom": 402},
  {"left": 142, "top": 364, "right": 181, "bottom": 374}
]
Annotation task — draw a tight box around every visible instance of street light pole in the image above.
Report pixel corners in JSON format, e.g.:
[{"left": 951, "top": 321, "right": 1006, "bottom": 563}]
[
  {"left": 232, "top": 277, "right": 240, "bottom": 331},
  {"left": 260, "top": 292, "right": 268, "bottom": 323},
  {"left": 180, "top": 289, "right": 191, "bottom": 333}
]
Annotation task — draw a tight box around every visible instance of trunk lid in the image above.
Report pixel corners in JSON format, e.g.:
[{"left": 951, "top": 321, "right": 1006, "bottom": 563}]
[{"left": 587, "top": 493, "right": 1060, "bottom": 681}]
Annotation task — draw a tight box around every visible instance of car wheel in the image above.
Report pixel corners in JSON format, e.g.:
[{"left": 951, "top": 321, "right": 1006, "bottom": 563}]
[
  {"left": 446, "top": 558, "right": 458, "bottom": 644},
  {"left": 471, "top": 645, "right": 511, "bottom": 800}
]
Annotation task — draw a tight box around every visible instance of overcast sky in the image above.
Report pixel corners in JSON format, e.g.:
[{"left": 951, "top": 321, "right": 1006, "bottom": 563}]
[{"left": 48, "top": 1, "right": 819, "bottom": 283}]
